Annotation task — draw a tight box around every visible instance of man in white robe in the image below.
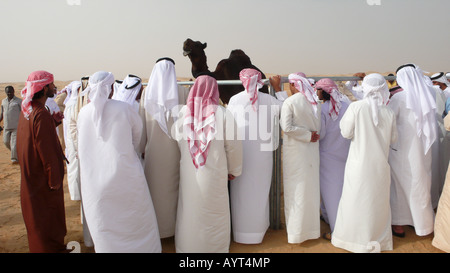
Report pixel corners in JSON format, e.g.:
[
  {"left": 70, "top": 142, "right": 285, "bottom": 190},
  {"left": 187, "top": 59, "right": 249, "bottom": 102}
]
[
  {"left": 331, "top": 73, "right": 397, "bottom": 253},
  {"left": 280, "top": 72, "right": 321, "bottom": 244},
  {"left": 227, "top": 69, "right": 287, "bottom": 244},
  {"left": 62, "top": 81, "right": 82, "bottom": 201},
  {"left": 389, "top": 64, "right": 437, "bottom": 237},
  {"left": 432, "top": 113, "right": 450, "bottom": 252},
  {"left": 429, "top": 73, "right": 449, "bottom": 208},
  {"left": 77, "top": 71, "right": 161, "bottom": 253},
  {"left": 314, "top": 78, "right": 351, "bottom": 237},
  {"left": 63, "top": 81, "right": 94, "bottom": 248},
  {"left": 173, "top": 75, "right": 242, "bottom": 253},
  {"left": 431, "top": 72, "right": 450, "bottom": 100},
  {"left": 138, "top": 57, "right": 190, "bottom": 239},
  {"left": 67, "top": 82, "right": 94, "bottom": 248},
  {"left": 430, "top": 72, "right": 450, "bottom": 205},
  {"left": 344, "top": 72, "right": 366, "bottom": 100}
]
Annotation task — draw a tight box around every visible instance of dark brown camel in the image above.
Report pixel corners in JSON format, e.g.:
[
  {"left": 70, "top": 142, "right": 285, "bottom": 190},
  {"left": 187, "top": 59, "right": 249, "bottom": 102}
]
[{"left": 183, "top": 38, "right": 269, "bottom": 104}]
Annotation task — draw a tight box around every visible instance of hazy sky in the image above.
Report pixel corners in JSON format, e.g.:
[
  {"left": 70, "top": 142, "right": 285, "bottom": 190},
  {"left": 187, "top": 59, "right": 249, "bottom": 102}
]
[{"left": 1, "top": 0, "right": 449, "bottom": 83}]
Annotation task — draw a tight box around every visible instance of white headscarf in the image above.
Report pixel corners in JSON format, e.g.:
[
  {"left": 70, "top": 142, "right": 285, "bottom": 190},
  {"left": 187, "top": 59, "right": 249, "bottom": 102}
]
[
  {"left": 85, "top": 71, "right": 115, "bottom": 140},
  {"left": 396, "top": 64, "right": 437, "bottom": 154},
  {"left": 144, "top": 59, "right": 179, "bottom": 137},
  {"left": 64, "top": 81, "right": 82, "bottom": 108},
  {"left": 430, "top": 72, "right": 450, "bottom": 86},
  {"left": 112, "top": 74, "right": 142, "bottom": 107},
  {"left": 361, "top": 73, "right": 390, "bottom": 126},
  {"left": 288, "top": 72, "right": 319, "bottom": 117}
]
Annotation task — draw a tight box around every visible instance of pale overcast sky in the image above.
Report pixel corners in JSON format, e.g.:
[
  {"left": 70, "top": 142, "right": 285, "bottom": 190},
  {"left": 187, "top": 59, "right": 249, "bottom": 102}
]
[{"left": 1, "top": 0, "right": 449, "bottom": 83}]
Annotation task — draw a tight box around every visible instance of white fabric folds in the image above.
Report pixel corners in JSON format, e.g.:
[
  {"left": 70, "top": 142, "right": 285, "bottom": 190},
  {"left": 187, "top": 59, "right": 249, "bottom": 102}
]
[
  {"left": 86, "top": 71, "right": 115, "bottom": 140},
  {"left": 396, "top": 65, "right": 437, "bottom": 154},
  {"left": 144, "top": 60, "right": 179, "bottom": 137},
  {"left": 112, "top": 74, "right": 142, "bottom": 107},
  {"left": 361, "top": 73, "right": 390, "bottom": 126}
]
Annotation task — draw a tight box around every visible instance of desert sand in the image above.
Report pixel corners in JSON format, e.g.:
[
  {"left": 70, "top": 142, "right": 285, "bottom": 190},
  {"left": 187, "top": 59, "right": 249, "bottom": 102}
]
[{"left": 0, "top": 80, "right": 445, "bottom": 254}]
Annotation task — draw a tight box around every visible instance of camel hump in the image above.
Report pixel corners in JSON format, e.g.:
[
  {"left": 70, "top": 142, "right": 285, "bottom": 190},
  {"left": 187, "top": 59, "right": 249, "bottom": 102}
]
[{"left": 229, "top": 49, "right": 252, "bottom": 66}]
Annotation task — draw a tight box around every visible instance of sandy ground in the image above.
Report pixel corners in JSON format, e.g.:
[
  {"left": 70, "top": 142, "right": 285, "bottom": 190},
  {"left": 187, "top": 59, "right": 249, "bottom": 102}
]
[{"left": 0, "top": 81, "right": 445, "bottom": 254}]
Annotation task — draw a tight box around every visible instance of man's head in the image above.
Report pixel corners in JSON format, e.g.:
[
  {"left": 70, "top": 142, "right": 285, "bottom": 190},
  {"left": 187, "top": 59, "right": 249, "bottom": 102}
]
[
  {"left": 5, "top": 86, "right": 15, "bottom": 100},
  {"left": 111, "top": 74, "right": 142, "bottom": 104},
  {"left": 315, "top": 78, "right": 338, "bottom": 101},
  {"left": 288, "top": 72, "right": 307, "bottom": 95},
  {"left": 21, "top": 70, "right": 55, "bottom": 119},
  {"left": 32, "top": 82, "right": 57, "bottom": 100},
  {"left": 88, "top": 71, "right": 115, "bottom": 101},
  {"left": 430, "top": 72, "right": 449, "bottom": 91},
  {"left": 387, "top": 73, "right": 395, "bottom": 84},
  {"left": 361, "top": 73, "right": 390, "bottom": 100}
]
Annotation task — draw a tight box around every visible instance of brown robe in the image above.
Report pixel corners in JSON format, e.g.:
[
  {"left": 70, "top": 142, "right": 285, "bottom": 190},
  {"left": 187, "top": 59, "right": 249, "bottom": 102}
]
[{"left": 16, "top": 101, "right": 67, "bottom": 253}]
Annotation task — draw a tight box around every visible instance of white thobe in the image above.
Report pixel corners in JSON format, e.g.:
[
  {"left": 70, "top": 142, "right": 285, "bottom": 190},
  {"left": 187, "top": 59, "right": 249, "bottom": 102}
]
[
  {"left": 137, "top": 85, "right": 190, "bottom": 239},
  {"left": 345, "top": 81, "right": 364, "bottom": 100},
  {"left": 331, "top": 100, "right": 397, "bottom": 253},
  {"left": 68, "top": 90, "right": 94, "bottom": 247},
  {"left": 431, "top": 86, "right": 448, "bottom": 208},
  {"left": 432, "top": 114, "right": 450, "bottom": 253},
  {"left": 319, "top": 100, "right": 351, "bottom": 232},
  {"left": 280, "top": 93, "right": 321, "bottom": 244},
  {"left": 388, "top": 91, "right": 435, "bottom": 236},
  {"left": 63, "top": 103, "right": 80, "bottom": 201},
  {"left": 174, "top": 106, "right": 242, "bottom": 253},
  {"left": 78, "top": 99, "right": 161, "bottom": 253},
  {"left": 227, "top": 91, "right": 286, "bottom": 244}
]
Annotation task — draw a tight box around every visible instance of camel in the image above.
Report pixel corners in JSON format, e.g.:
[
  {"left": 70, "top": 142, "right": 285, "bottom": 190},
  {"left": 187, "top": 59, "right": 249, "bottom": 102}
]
[{"left": 182, "top": 38, "right": 269, "bottom": 104}]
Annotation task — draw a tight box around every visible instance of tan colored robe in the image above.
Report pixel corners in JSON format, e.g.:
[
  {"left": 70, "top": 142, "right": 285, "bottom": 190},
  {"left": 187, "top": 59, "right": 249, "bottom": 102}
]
[
  {"left": 138, "top": 85, "right": 190, "bottom": 238},
  {"left": 432, "top": 114, "right": 450, "bottom": 252}
]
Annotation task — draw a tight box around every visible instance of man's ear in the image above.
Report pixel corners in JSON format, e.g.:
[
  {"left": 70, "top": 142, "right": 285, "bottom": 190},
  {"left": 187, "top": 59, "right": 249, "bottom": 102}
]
[{"left": 43, "top": 85, "right": 49, "bottom": 94}]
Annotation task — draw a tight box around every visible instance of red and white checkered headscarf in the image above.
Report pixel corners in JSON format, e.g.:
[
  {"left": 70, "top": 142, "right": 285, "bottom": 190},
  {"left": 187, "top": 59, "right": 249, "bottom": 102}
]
[
  {"left": 239, "top": 68, "right": 264, "bottom": 112},
  {"left": 21, "top": 70, "right": 54, "bottom": 119},
  {"left": 184, "top": 75, "right": 220, "bottom": 169},
  {"left": 315, "top": 78, "right": 343, "bottom": 121},
  {"left": 288, "top": 72, "right": 319, "bottom": 117}
]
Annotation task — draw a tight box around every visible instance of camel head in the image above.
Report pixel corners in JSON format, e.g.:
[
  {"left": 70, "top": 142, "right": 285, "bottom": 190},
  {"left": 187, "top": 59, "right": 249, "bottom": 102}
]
[
  {"left": 183, "top": 38, "right": 207, "bottom": 57},
  {"left": 183, "top": 38, "right": 210, "bottom": 78}
]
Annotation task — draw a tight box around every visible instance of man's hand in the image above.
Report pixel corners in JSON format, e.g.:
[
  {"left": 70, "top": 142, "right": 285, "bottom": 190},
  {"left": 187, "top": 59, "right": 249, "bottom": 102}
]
[
  {"left": 269, "top": 75, "right": 282, "bottom": 92},
  {"left": 228, "top": 174, "right": 236, "bottom": 181},
  {"left": 353, "top": 72, "right": 366, "bottom": 79},
  {"left": 310, "top": 131, "right": 320, "bottom": 142},
  {"left": 52, "top": 112, "right": 64, "bottom": 123}
]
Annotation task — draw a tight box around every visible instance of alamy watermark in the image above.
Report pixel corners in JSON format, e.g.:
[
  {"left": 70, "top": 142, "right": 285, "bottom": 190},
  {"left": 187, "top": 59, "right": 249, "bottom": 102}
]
[
  {"left": 66, "top": 0, "right": 81, "bottom": 5},
  {"left": 366, "top": 0, "right": 381, "bottom": 5},
  {"left": 170, "top": 104, "right": 282, "bottom": 152}
]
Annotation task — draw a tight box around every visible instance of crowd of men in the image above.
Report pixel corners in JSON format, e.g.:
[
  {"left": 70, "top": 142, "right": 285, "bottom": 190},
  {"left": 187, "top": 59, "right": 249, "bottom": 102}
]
[{"left": 4, "top": 60, "right": 450, "bottom": 253}]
